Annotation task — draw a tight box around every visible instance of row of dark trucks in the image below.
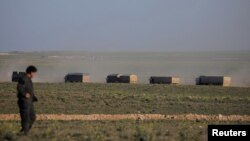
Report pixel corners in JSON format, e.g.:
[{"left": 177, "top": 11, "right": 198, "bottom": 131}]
[{"left": 12, "top": 71, "right": 231, "bottom": 86}]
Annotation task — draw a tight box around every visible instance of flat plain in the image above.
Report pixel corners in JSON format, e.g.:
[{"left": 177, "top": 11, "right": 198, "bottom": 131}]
[
  {"left": 0, "top": 51, "right": 250, "bottom": 141},
  {"left": 0, "top": 83, "right": 249, "bottom": 141}
]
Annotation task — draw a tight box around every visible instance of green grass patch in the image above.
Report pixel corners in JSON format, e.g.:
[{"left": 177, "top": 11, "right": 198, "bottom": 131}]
[{"left": 0, "top": 83, "right": 249, "bottom": 115}]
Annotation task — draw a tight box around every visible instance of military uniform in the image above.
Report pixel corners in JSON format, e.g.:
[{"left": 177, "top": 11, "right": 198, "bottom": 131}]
[{"left": 17, "top": 75, "right": 37, "bottom": 134}]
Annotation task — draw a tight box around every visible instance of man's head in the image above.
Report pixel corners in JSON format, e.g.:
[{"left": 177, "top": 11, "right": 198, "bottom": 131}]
[{"left": 26, "top": 65, "right": 37, "bottom": 78}]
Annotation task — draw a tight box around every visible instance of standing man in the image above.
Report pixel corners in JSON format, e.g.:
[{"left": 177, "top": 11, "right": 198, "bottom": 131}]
[{"left": 17, "top": 65, "right": 38, "bottom": 135}]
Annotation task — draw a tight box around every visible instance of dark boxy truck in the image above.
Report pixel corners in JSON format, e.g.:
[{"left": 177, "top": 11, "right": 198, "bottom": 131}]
[
  {"left": 196, "top": 76, "right": 231, "bottom": 86},
  {"left": 149, "top": 76, "right": 180, "bottom": 84},
  {"left": 106, "top": 74, "right": 137, "bottom": 83},
  {"left": 106, "top": 74, "right": 122, "bottom": 83},
  {"left": 64, "top": 73, "right": 90, "bottom": 83}
]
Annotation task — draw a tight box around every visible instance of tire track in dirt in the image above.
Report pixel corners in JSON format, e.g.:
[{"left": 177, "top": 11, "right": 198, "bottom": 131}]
[{"left": 0, "top": 114, "right": 250, "bottom": 121}]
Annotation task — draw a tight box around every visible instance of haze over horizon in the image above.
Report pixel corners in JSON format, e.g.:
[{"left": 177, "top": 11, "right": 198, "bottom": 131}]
[{"left": 0, "top": 0, "right": 250, "bottom": 52}]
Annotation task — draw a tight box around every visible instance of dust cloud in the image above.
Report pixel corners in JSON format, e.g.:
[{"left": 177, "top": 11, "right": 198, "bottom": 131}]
[{"left": 0, "top": 51, "right": 249, "bottom": 87}]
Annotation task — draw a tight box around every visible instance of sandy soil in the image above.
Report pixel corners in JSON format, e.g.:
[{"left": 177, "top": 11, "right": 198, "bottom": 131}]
[{"left": 0, "top": 114, "right": 250, "bottom": 121}]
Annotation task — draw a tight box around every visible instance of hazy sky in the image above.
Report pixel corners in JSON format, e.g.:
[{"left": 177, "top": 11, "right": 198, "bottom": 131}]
[{"left": 0, "top": 0, "right": 249, "bottom": 52}]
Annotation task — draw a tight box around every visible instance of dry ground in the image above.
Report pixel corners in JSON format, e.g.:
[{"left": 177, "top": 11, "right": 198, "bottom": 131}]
[{"left": 0, "top": 114, "right": 250, "bottom": 121}]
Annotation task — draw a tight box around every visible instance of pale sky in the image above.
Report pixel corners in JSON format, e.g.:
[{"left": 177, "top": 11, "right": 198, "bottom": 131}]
[{"left": 0, "top": 0, "right": 249, "bottom": 52}]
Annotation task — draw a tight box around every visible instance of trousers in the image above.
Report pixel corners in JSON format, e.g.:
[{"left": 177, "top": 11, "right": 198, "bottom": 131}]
[{"left": 18, "top": 98, "right": 36, "bottom": 134}]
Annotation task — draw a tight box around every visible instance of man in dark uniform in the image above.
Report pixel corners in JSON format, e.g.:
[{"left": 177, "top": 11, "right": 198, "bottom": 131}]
[{"left": 17, "top": 65, "right": 38, "bottom": 135}]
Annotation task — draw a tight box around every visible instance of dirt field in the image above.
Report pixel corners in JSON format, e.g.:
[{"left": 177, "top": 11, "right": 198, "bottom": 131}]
[
  {"left": 0, "top": 83, "right": 249, "bottom": 141},
  {"left": 1, "top": 83, "right": 250, "bottom": 115},
  {"left": 0, "top": 114, "right": 250, "bottom": 121}
]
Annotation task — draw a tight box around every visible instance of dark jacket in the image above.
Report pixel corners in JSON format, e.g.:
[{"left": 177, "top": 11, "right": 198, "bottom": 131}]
[{"left": 17, "top": 75, "right": 37, "bottom": 102}]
